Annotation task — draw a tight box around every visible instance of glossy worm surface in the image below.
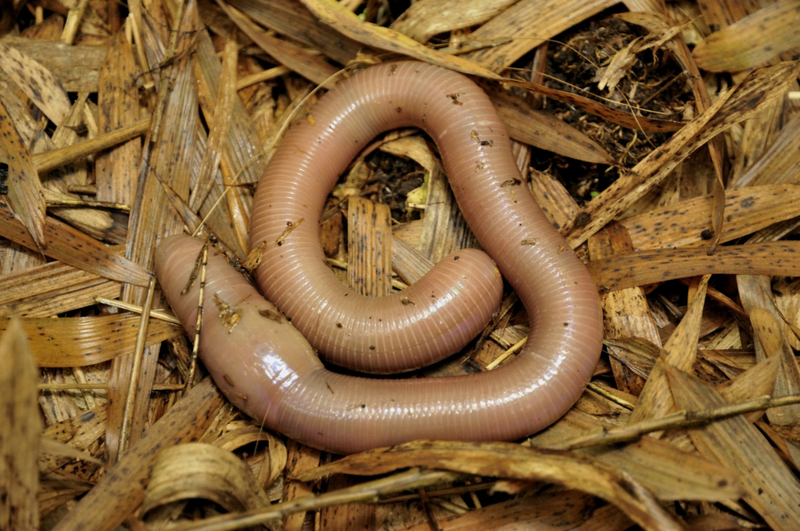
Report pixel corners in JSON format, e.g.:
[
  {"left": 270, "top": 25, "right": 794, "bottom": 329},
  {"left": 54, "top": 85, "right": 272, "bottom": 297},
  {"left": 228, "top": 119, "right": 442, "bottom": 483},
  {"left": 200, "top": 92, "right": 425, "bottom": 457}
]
[{"left": 155, "top": 62, "right": 604, "bottom": 454}]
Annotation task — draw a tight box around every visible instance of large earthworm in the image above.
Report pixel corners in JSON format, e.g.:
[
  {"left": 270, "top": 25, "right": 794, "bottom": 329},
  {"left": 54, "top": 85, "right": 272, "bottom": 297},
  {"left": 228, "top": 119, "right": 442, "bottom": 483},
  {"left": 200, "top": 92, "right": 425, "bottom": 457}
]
[{"left": 155, "top": 62, "right": 603, "bottom": 454}]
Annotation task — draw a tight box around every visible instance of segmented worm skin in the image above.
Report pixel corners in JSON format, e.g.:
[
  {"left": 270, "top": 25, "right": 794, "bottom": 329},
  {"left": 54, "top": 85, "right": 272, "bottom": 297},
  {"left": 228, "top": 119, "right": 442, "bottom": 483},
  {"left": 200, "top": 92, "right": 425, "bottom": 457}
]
[{"left": 155, "top": 62, "right": 604, "bottom": 454}]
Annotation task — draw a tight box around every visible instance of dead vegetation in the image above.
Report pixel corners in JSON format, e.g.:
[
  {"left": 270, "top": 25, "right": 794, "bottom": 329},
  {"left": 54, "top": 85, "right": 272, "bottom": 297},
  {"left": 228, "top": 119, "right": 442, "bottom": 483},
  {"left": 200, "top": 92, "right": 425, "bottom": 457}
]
[{"left": 1, "top": 0, "right": 800, "bottom": 529}]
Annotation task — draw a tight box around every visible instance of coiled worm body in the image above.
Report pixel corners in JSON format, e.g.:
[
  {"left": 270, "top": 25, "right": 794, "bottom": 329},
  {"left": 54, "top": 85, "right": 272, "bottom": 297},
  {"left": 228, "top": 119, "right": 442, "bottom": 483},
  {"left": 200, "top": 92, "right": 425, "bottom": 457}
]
[{"left": 156, "top": 62, "right": 603, "bottom": 454}]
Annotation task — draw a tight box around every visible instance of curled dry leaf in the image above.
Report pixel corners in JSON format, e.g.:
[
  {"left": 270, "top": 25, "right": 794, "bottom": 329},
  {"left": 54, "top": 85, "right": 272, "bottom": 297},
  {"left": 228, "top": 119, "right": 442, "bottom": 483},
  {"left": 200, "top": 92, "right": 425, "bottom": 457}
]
[{"left": 141, "top": 443, "right": 270, "bottom": 518}]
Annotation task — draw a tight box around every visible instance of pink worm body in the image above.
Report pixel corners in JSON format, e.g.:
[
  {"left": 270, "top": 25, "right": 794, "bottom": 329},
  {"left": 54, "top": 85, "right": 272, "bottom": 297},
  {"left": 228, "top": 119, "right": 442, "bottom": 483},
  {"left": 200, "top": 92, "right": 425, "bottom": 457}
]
[{"left": 155, "top": 62, "right": 603, "bottom": 454}]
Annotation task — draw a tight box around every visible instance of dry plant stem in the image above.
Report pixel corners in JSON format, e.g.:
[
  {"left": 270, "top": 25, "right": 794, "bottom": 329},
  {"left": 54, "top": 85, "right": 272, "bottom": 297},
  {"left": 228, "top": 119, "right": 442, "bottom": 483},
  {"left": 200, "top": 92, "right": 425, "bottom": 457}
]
[
  {"left": 61, "top": 0, "right": 88, "bottom": 45},
  {"left": 544, "top": 394, "right": 800, "bottom": 451},
  {"left": 95, "top": 297, "right": 180, "bottom": 324},
  {"left": 236, "top": 65, "right": 291, "bottom": 90},
  {"left": 32, "top": 118, "right": 150, "bottom": 174},
  {"left": 187, "top": 242, "right": 209, "bottom": 389},
  {"left": 45, "top": 199, "right": 131, "bottom": 212},
  {"left": 38, "top": 382, "right": 187, "bottom": 391},
  {"left": 166, "top": 469, "right": 461, "bottom": 531},
  {"left": 119, "top": 276, "right": 156, "bottom": 456}
]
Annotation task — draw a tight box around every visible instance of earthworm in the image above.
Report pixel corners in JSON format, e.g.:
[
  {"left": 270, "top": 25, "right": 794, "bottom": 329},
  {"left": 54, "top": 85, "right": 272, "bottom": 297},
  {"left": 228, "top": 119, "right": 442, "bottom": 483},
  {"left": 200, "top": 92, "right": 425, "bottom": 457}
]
[{"left": 155, "top": 62, "right": 603, "bottom": 454}]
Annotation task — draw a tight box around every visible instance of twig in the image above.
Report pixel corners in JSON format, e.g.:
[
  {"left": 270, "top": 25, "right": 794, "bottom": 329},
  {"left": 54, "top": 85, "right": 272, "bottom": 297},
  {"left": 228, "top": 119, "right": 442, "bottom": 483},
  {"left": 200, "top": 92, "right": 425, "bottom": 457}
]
[
  {"left": 167, "top": 468, "right": 461, "bottom": 531},
  {"left": 119, "top": 276, "right": 156, "bottom": 456},
  {"left": 542, "top": 394, "right": 800, "bottom": 451}
]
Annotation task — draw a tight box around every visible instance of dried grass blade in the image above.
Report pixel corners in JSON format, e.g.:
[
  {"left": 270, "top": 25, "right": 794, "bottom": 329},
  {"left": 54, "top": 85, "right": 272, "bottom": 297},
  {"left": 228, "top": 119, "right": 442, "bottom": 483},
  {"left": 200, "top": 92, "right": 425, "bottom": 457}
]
[
  {"left": 569, "top": 60, "right": 800, "bottom": 248},
  {"left": 734, "top": 111, "right": 800, "bottom": 187},
  {"left": 620, "top": 185, "right": 800, "bottom": 250},
  {"left": 39, "top": 404, "right": 107, "bottom": 476},
  {"left": 693, "top": 0, "right": 800, "bottom": 72},
  {"left": 485, "top": 83, "right": 613, "bottom": 164},
  {"left": 389, "top": 0, "right": 518, "bottom": 44},
  {"left": 192, "top": 30, "right": 262, "bottom": 256},
  {"left": 530, "top": 402, "right": 743, "bottom": 503},
  {"left": 464, "top": 0, "right": 617, "bottom": 71},
  {"left": 221, "top": 2, "right": 339, "bottom": 87},
  {"left": 95, "top": 31, "right": 142, "bottom": 207},
  {"left": 581, "top": 437, "right": 744, "bottom": 503},
  {"left": 737, "top": 275, "right": 800, "bottom": 425},
  {"left": 587, "top": 225, "right": 657, "bottom": 396},
  {"left": 227, "top": 0, "right": 363, "bottom": 65},
  {"left": 295, "top": 441, "right": 682, "bottom": 531},
  {"left": 0, "top": 317, "right": 40, "bottom": 530},
  {"left": 0, "top": 200, "right": 150, "bottom": 286},
  {"left": 0, "top": 41, "right": 71, "bottom": 125},
  {"left": 0, "top": 36, "right": 106, "bottom": 92},
  {"left": 187, "top": 35, "right": 236, "bottom": 212},
  {"left": 666, "top": 366, "right": 800, "bottom": 530},
  {"left": 299, "top": 0, "right": 503, "bottom": 78},
  {"left": 347, "top": 196, "right": 393, "bottom": 296},
  {"left": 0, "top": 260, "right": 121, "bottom": 318},
  {"left": 628, "top": 276, "right": 708, "bottom": 424},
  {"left": 413, "top": 490, "right": 597, "bottom": 530},
  {"left": 0, "top": 97, "right": 47, "bottom": 250},
  {"left": 588, "top": 242, "right": 800, "bottom": 291},
  {"left": 718, "top": 355, "right": 782, "bottom": 423},
  {"left": 0, "top": 314, "right": 180, "bottom": 368},
  {"left": 51, "top": 378, "right": 224, "bottom": 531}
]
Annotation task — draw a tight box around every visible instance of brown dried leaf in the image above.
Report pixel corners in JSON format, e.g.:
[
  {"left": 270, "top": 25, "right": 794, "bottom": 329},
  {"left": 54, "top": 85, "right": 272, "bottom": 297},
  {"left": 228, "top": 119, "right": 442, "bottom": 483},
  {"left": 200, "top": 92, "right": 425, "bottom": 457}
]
[
  {"left": 628, "top": 276, "right": 708, "bottom": 424},
  {"left": 188, "top": 34, "right": 236, "bottom": 212},
  {"left": 300, "top": 0, "right": 504, "bottom": 78},
  {"left": 390, "top": 0, "right": 518, "bottom": 43},
  {"left": 734, "top": 111, "right": 800, "bottom": 188},
  {"left": 0, "top": 317, "right": 40, "bottom": 530},
  {"left": 296, "top": 441, "right": 683, "bottom": 531},
  {"left": 39, "top": 405, "right": 107, "bottom": 475},
  {"left": 485, "top": 84, "right": 614, "bottom": 164},
  {"left": 0, "top": 200, "right": 150, "bottom": 287},
  {"left": 0, "top": 260, "right": 121, "bottom": 318},
  {"left": 0, "top": 97, "right": 47, "bottom": 250},
  {"left": 737, "top": 275, "right": 800, "bottom": 426},
  {"left": 693, "top": 0, "right": 800, "bottom": 72},
  {"left": 95, "top": 31, "right": 142, "bottom": 206},
  {"left": 213, "top": 425, "right": 288, "bottom": 489},
  {"left": 464, "top": 0, "right": 617, "bottom": 71},
  {"left": 228, "top": 0, "right": 363, "bottom": 65},
  {"left": 620, "top": 185, "right": 800, "bottom": 250},
  {"left": 667, "top": 366, "right": 800, "bottom": 530},
  {"left": 589, "top": 243, "right": 800, "bottom": 291},
  {"left": 0, "top": 41, "right": 71, "bottom": 125},
  {"left": 588, "top": 225, "right": 659, "bottom": 395},
  {"left": 0, "top": 36, "right": 106, "bottom": 92},
  {"left": 222, "top": 2, "right": 339, "bottom": 87},
  {"left": 408, "top": 489, "right": 597, "bottom": 530},
  {"left": 0, "top": 314, "right": 181, "bottom": 367},
  {"left": 192, "top": 29, "right": 261, "bottom": 257}
]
